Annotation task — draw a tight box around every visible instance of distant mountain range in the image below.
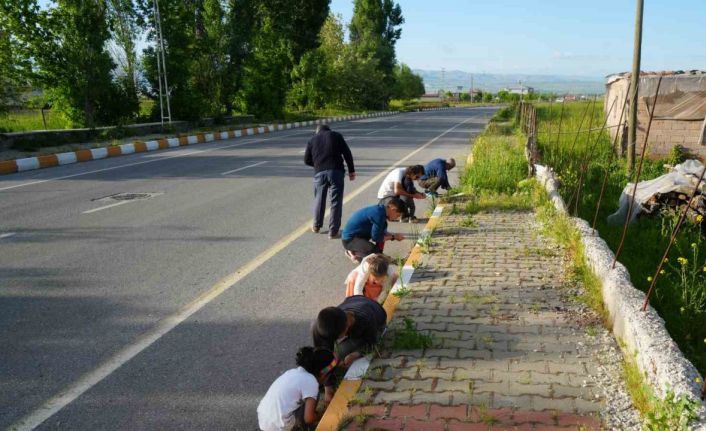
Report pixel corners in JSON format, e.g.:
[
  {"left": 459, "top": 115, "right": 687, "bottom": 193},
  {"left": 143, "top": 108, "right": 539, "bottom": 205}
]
[{"left": 413, "top": 69, "right": 607, "bottom": 95}]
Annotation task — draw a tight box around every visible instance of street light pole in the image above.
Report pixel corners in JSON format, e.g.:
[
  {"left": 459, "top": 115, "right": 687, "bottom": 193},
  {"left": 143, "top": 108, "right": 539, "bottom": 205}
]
[{"left": 627, "top": 0, "right": 644, "bottom": 172}]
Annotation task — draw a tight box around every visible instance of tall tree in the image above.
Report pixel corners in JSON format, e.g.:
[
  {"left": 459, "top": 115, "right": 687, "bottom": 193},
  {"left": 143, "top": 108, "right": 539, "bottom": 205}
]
[
  {"left": 236, "top": 0, "right": 329, "bottom": 118},
  {"left": 140, "top": 0, "right": 203, "bottom": 120},
  {"left": 223, "top": 0, "right": 255, "bottom": 114},
  {"left": 349, "top": 0, "right": 403, "bottom": 103},
  {"left": 107, "top": 0, "right": 141, "bottom": 119},
  {"left": 2, "top": 0, "right": 136, "bottom": 127},
  {"left": 193, "top": 0, "right": 228, "bottom": 117},
  {"left": 0, "top": 3, "right": 27, "bottom": 113},
  {"left": 391, "top": 63, "right": 424, "bottom": 100}
]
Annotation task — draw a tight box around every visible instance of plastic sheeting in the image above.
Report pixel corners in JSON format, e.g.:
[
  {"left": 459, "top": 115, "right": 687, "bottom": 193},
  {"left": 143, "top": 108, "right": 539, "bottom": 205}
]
[{"left": 607, "top": 159, "right": 706, "bottom": 224}]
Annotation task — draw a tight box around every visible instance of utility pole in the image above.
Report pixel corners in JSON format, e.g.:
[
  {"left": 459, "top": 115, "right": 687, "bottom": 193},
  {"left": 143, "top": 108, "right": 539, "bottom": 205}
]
[
  {"left": 153, "top": 0, "right": 172, "bottom": 126},
  {"left": 627, "top": 0, "right": 644, "bottom": 172},
  {"left": 441, "top": 67, "right": 446, "bottom": 100},
  {"left": 470, "top": 74, "right": 474, "bottom": 103}
]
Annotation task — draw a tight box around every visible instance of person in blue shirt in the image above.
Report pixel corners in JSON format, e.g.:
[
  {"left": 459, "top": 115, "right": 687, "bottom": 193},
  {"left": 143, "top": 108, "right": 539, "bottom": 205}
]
[
  {"left": 419, "top": 158, "right": 456, "bottom": 196},
  {"left": 341, "top": 198, "right": 406, "bottom": 263}
]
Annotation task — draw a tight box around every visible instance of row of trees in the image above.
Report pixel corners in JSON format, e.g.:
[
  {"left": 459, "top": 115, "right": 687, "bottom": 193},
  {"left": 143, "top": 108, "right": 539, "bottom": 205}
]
[{"left": 0, "top": 0, "right": 425, "bottom": 128}]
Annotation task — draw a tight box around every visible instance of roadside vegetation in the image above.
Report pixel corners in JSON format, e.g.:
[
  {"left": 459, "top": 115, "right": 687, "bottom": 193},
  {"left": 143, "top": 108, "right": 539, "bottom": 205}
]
[
  {"left": 0, "top": 1, "right": 422, "bottom": 136},
  {"left": 453, "top": 102, "right": 704, "bottom": 428},
  {"left": 534, "top": 101, "right": 706, "bottom": 375}
]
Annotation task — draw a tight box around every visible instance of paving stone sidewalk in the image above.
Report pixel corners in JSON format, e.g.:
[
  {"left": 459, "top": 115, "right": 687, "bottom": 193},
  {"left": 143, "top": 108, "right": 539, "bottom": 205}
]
[{"left": 340, "top": 210, "right": 636, "bottom": 431}]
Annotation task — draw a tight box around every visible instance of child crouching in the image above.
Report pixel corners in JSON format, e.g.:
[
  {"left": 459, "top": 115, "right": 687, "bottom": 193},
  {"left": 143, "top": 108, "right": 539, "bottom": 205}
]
[
  {"left": 257, "top": 347, "right": 336, "bottom": 431},
  {"left": 344, "top": 253, "right": 398, "bottom": 302}
]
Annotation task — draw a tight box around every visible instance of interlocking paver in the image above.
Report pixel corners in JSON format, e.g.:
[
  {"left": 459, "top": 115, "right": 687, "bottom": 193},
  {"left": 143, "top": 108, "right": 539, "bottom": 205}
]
[{"left": 347, "top": 211, "right": 612, "bottom": 429}]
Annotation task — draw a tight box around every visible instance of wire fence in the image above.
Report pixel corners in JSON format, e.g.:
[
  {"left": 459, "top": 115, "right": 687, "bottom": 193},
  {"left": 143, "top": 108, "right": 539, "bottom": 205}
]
[{"left": 522, "top": 87, "right": 706, "bottom": 385}]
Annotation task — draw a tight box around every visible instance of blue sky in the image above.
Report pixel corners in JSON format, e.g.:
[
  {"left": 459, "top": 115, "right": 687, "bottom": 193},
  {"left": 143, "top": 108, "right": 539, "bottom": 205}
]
[{"left": 331, "top": 0, "right": 706, "bottom": 77}]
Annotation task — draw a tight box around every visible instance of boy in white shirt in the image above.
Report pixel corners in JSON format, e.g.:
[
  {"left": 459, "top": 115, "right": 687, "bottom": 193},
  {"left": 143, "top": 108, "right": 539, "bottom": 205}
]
[
  {"left": 257, "top": 347, "right": 336, "bottom": 431},
  {"left": 376, "top": 165, "right": 426, "bottom": 222}
]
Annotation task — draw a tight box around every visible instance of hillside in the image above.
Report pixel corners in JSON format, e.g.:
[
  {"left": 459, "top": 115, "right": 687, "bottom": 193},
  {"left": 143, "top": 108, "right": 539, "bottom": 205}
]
[{"left": 414, "top": 69, "right": 606, "bottom": 95}]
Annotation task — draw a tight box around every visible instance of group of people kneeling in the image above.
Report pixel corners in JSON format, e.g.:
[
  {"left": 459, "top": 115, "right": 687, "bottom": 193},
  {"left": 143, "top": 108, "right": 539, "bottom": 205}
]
[{"left": 258, "top": 126, "right": 455, "bottom": 430}]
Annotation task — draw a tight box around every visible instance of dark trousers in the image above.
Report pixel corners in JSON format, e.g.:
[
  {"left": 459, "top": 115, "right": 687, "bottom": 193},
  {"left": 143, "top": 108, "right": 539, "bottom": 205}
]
[
  {"left": 342, "top": 237, "right": 380, "bottom": 256},
  {"left": 313, "top": 169, "right": 345, "bottom": 233},
  {"left": 419, "top": 177, "right": 442, "bottom": 193}
]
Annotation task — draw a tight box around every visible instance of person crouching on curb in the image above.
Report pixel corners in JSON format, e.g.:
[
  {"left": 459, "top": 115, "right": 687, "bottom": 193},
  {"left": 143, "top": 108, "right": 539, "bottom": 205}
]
[
  {"left": 257, "top": 346, "right": 336, "bottom": 431},
  {"left": 376, "top": 164, "right": 426, "bottom": 223},
  {"left": 312, "top": 296, "right": 387, "bottom": 402},
  {"left": 419, "top": 157, "right": 456, "bottom": 197},
  {"left": 345, "top": 253, "right": 398, "bottom": 302},
  {"left": 341, "top": 198, "right": 406, "bottom": 263}
]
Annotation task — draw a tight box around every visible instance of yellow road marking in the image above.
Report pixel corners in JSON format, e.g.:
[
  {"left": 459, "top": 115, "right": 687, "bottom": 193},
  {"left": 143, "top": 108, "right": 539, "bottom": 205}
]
[{"left": 10, "top": 115, "right": 471, "bottom": 431}]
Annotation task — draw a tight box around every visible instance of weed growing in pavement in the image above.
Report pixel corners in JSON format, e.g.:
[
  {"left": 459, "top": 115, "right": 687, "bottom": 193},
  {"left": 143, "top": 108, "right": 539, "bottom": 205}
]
[
  {"left": 418, "top": 232, "right": 433, "bottom": 254},
  {"left": 449, "top": 202, "right": 461, "bottom": 215},
  {"left": 585, "top": 326, "right": 598, "bottom": 337},
  {"left": 645, "top": 389, "right": 700, "bottom": 431},
  {"left": 393, "top": 317, "right": 434, "bottom": 350},
  {"left": 460, "top": 215, "right": 478, "bottom": 228},
  {"left": 476, "top": 403, "right": 499, "bottom": 426},
  {"left": 466, "top": 380, "right": 475, "bottom": 400},
  {"left": 393, "top": 286, "right": 412, "bottom": 299},
  {"left": 622, "top": 353, "right": 700, "bottom": 430},
  {"left": 463, "top": 293, "right": 498, "bottom": 306}
]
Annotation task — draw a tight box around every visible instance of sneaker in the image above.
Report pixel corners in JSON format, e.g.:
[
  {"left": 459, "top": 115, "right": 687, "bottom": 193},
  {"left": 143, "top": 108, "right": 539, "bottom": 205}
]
[
  {"left": 345, "top": 250, "right": 361, "bottom": 264},
  {"left": 408, "top": 216, "right": 419, "bottom": 223},
  {"left": 400, "top": 217, "right": 410, "bottom": 223},
  {"left": 328, "top": 231, "right": 341, "bottom": 239},
  {"left": 424, "top": 190, "right": 439, "bottom": 198},
  {"left": 311, "top": 226, "right": 320, "bottom": 233}
]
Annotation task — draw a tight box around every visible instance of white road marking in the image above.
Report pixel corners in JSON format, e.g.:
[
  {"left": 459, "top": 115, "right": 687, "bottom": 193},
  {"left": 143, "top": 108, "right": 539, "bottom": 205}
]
[
  {"left": 299, "top": 150, "right": 306, "bottom": 153},
  {"left": 365, "top": 130, "right": 378, "bottom": 135},
  {"left": 220, "top": 161, "right": 268, "bottom": 176},
  {"left": 0, "top": 130, "right": 313, "bottom": 193},
  {"left": 0, "top": 232, "right": 16, "bottom": 239},
  {"left": 82, "top": 200, "right": 132, "bottom": 214},
  {"left": 9, "top": 114, "right": 476, "bottom": 431}
]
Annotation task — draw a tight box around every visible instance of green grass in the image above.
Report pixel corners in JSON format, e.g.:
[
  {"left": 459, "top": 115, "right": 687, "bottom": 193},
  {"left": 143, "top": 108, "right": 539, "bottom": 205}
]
[
  {"left": 0, "top": 109, "right": 69, "bottom": 132},
  {"left": 456, "top": 105, "right": 529, "bottom": 197},
  {"left": 389, "top": 99, "right": 449, "bottom": 111},
  {"left": 534, "top": 101, "right": 706, "bottom": 374},
  {"left": 392, "top": 317, "right": 434, "bottom": 350}
]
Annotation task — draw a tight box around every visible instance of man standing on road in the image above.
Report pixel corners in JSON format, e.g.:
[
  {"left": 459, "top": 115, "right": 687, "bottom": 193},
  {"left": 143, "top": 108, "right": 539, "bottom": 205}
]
[
  {"left": 305, "top": 124, "right": 356, "bottom": 239},
  {"left": 376, "top": 165, "right": 426, "bottom": 222},
  {"left": 419, "top": 158, "right": 456, "bottom": 197}
]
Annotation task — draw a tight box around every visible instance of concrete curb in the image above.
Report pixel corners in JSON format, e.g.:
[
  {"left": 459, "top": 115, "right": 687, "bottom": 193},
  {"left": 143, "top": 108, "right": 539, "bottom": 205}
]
[
  {"left": 0, "top": 108, "right": 453, "bottom": 176},
  {"left": 316, "top": 205, "right": 445, "bottom": 431},
  {"left": 535, "top": 164, "right": 706, "bottom": 428}
]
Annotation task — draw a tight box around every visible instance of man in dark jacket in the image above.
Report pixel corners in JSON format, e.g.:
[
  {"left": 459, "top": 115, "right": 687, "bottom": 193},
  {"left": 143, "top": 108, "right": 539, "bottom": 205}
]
[{"left": 304, "top": 125, "right": 356, "bottom": 238}]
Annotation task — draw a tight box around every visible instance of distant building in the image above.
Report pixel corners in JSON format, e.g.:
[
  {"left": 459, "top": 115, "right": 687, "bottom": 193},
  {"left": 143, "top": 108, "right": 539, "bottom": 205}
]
[
  {"left": 505, "top": 86, "right": 534, "bottom": 95},
  {"left": 605, "top": 70, "right": 706, "bottom": 158}
]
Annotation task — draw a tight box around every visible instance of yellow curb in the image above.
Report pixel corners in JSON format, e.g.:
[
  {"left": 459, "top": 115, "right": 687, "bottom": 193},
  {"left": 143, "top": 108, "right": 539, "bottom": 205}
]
[
  {"left": 0, "top": 160, "right": 18, "bottom": 174},
  {"left": 75, "top": 149, "right": 92, "bottom": 162},
  {"left": 315, "top": 205, "right": 445, "bottom": 431},
  {"left": 0, "top": 111, "right": 403, "bottom": 175},
  {"left": 316, "top": 380, "right": 362, "bottom": 430},
  {"left": 133, "top": 141, "right": 147, "bottom": 153},
  {"left": 107, "top": 146, "right": 121, "bottom": 157},
  {"left": 37, "top": 154, "right": 59, "bottom": 168}
]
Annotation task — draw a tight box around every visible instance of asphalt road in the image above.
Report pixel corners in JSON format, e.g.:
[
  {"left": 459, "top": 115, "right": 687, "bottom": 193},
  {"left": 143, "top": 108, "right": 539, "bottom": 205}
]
[{"left": 0, "top": 107, "right": 497, "bottom": 430}]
